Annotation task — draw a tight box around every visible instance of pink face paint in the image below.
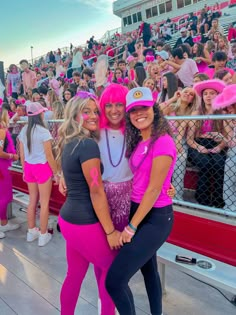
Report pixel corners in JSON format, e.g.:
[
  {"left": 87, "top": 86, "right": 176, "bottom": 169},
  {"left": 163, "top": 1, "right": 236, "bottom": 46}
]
[
  {"left": 82, "top": 114, "right": 89, "bottom": 120},
  {"left": 90, "top": 167, "right": 99, "bottom": 187}
]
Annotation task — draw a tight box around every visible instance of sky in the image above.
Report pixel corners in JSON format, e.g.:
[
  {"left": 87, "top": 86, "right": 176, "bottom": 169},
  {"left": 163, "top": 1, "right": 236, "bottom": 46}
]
[{"left": 0, "top": 0, "right": 121, "bottom": 68}]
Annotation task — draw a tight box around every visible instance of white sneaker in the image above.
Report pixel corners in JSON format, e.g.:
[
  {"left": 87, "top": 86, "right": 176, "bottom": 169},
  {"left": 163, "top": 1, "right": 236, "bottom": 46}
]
[
  {"left": 38, "top": 232, "right": 52, "bottom": 247},
  {"left": 98, "top": 298, "right": 101, "bottom": 315},
  {"left": 0, "top": 231, "right": 5, "bottom": 239},
  {"left": 98, "top": 298, "right": 119, "bottom": 315},
  {"left": 0, "top": 222, "right": 20, "bottom": 232},
  {"left": 27, "top": 228, "right": 40, "bottom": 242}
]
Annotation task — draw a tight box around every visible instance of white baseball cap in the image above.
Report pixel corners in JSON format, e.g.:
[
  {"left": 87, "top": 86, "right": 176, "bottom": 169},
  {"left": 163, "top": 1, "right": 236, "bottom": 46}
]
[
  {"left": 155, "top": 50, "right": 169, "bottom": 60},
  {"left": 180, "top": 27, "right": 187, "bottom": 33},
  {"left": 126, "top": 87, "right": 154, "bottom": 112}
]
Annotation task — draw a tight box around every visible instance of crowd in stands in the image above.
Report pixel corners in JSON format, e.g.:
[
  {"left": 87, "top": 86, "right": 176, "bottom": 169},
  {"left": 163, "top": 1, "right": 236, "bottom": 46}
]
[{"left": 0, "top": 2, "right": 236, "bottom": 213}]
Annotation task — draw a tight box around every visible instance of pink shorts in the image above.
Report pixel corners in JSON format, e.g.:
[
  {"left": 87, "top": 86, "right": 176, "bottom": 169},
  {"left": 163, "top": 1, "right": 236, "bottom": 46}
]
[{"left": 24, "top": 162, "right": 53, "bottom": 184}]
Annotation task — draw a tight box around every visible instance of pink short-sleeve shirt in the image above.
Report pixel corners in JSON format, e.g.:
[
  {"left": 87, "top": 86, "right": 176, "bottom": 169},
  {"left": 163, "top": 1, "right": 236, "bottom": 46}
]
[{"left": 129, "top": 134, "right": 177, "bottom": 208}]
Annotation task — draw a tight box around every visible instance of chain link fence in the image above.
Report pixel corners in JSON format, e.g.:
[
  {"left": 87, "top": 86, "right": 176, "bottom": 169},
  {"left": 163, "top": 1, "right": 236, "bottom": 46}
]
[{"left": 10, "top": 115, "right": 236, "bottom": 217}]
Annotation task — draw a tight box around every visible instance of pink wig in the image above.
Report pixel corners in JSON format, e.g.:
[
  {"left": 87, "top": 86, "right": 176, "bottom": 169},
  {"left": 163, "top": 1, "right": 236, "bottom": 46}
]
[{"left": 99, "top": 83, "right": 129, "bottom": 131}]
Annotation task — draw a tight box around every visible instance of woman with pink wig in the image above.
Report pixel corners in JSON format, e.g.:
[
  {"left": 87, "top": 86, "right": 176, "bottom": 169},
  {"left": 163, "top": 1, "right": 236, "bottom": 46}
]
[{"left": 98, "top": 84, "right": 133, "bottom": 231}]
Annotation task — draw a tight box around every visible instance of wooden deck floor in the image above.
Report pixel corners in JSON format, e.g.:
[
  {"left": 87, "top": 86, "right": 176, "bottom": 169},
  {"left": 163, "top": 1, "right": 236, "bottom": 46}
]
[{"left": 0, "top": 204, "right": 235, "bottom": 315}]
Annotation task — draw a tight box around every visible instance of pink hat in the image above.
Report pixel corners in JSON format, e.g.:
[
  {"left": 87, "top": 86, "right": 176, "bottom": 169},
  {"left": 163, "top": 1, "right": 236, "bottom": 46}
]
[
  {"left": 126, "top": 87, "right": 154, "bottom": 112},
  {"left": 127, "top": 55, "right": 135, "bottom": 63},
  {"left": 27, "top": 102, "right": 48, "bottom": 116},
  {"left": 194, "top": 79, "right": 226, "bottom": 96},
  {"left": 212, "top": 84, "right": 236, "bottom": 110}
]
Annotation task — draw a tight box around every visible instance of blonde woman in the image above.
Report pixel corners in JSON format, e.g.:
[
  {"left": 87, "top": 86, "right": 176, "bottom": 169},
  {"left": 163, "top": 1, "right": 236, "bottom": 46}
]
[
  {"left": 46, "top": 89, "right": 59, "bottom": 109},
  {"left": 56, "top": 91, "right": 120, "bottom": 315},
  {"left": 160, "top": 87, "right": 198, "bottom": 199}
]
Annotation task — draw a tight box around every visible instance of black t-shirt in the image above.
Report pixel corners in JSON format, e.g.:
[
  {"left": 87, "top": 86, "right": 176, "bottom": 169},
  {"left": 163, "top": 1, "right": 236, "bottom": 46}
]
[{"left": 60, "top": 137, "right": 101, "bottom": 224}]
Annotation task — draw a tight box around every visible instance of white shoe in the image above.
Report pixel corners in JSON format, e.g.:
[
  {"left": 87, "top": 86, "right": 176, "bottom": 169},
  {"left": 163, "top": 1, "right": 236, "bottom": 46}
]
[
  {"left": 27, "top": 228, "right": 40, "bottom": 242},
  {"left": 0, "top": 231, "right": 5, "bottom": 239},
  {"left": 0, "top": 222, "right": 20, "bottom": 232},
  {"left": 98, "top": 298, "right": 101, "bottom": 315},
  {"left": 38, "top": 232, "right": 52, "bottom": 247},
  {"left": 98, "top": 298, "right": 119, "bottom": 315}
]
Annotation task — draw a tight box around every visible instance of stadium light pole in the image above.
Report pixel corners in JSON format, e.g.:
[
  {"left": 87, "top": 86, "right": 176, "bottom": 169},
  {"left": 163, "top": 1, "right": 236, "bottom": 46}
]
[{"left": 30, "top": 46, "right": 34, "bottom": 65}]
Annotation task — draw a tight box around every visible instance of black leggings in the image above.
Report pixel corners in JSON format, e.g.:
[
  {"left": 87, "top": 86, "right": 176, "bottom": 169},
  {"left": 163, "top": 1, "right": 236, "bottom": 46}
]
[{"left": 106, "top": 202, "right": 174, "bottom": 315}]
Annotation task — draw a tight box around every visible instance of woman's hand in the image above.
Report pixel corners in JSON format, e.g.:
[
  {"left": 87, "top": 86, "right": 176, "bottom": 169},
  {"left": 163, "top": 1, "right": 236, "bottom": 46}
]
[
  {"left": 209, "top": 146, "right": 222, "bottom": 154},
  {"left": 119, "top": 226, "right": 135, "bottom": 246},
  {"left": 13, "top": 154, "right": 19, "bottom": 161},
  {"left": 197, "top": 145, "right": 209, "bottom": 154},
  {"left": 107, "top": 230, "right": 121, "bottom": 250},
  {"left": 59, "top": 176, "right": 67, "bottom": 196},
  {"left": 176, "top": 142, "right": 183, "bottom": 154},
  {"left": 167, "top": 183, "right": 176, "bottom": 199}
]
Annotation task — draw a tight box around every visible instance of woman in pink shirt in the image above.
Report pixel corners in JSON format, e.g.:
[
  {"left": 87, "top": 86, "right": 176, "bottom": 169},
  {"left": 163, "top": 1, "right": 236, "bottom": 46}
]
[
  {"left": 187, "top": 79, "right": 226, "bottom": 208},
  {"left": 106, "top": 87, "right": 177, "bottom": 315}
]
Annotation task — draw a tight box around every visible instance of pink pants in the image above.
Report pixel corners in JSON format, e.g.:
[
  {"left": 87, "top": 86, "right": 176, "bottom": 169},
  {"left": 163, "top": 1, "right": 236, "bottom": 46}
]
[{"left": 58, "top": 216, "right": 116, "bottom": 315}]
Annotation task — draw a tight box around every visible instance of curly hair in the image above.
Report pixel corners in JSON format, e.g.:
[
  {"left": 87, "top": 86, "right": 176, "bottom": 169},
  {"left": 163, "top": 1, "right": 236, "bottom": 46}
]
[{"left": 125, "top": 104, "right": 172, "bottom": 158}]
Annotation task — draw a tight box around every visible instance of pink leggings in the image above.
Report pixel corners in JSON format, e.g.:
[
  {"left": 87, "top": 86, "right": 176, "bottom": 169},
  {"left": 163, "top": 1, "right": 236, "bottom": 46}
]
[{"left": 58, "top": 216, "right": 116, "bottom": 315}]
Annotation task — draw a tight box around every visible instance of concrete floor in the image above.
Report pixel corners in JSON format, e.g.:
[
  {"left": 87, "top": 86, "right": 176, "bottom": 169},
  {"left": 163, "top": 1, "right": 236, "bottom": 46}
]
[{"left": 0, "top": 203, "right": 235, "bottom": 315}]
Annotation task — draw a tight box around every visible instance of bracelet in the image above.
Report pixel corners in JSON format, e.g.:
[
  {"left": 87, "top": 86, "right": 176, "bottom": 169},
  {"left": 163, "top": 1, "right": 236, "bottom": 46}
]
[
  {"left": 125, "top": 227, "right": 135, "bottom": 236},
  {"left": 106, "top": 228, "right": 115, "bottom": 236},
  {"left": 128, "top": 223, "right": 137, "bottom": 232}
]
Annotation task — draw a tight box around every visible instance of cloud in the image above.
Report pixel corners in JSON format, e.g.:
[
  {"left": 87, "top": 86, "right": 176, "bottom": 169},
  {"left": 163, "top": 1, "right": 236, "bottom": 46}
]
[{"left": 61, "top": 0, "right": 113, "bottom": 12}]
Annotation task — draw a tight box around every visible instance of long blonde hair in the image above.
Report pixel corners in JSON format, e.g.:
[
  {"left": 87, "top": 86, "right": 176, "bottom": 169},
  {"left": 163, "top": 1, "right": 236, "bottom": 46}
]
[
  {"left": 52, "top": 101, "right": 64, "bottom": 119},
  {"left": 56, "top": 95, "right": 99, "bottom": 166},
  {"left": 172, "top": 87, "right": 198, "bottom": 116}
]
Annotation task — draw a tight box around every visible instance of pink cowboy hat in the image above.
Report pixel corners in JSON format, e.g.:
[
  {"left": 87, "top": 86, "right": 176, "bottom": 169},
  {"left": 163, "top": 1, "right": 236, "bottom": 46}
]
[
  {"left": 212, "top": 84, "right": 236, "bottom": 110},
  {"left": 194, "top": 79, "right": 226, "bottom": 97}
]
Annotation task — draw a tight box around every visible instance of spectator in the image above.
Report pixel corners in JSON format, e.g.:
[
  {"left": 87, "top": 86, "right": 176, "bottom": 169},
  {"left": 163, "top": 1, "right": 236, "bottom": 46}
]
[
  {"left": 6, "top": 64, "right": 21, "bottom": 99},
  {"left": 205, "top": 51, "right": 236, "bottom": 82},
  {"left": 193, "top": 73, "right": 210, "bottom": 83},
  {"left": 0, "top": 111, "right": 19, "bottom": 238},
  {"left": 192, "top": 42, "right": 211, "bottom": 72},
  {"left": 207, "top": 18, "right": 224, "bottom": 39},
  {"left": 126, "top": 37, "right": 136, "bottom": 54},
  {"left": 212, "top": 84, "right": 236, "bottom": 212},
  {"left": 166, "top": 48, "right": 198, "bottom": 87},
  {"left": 173, "top": 27, "right": 194, "bottom": 49},
  {"left": 20, "top": 60, "right": 37, "bottom": 95},
  {"left": 187, "top": 80, "right": 226, "bottom": 208},
  {"left": 226, "top": 41, "right": 236, "bottom": 71},
  {"left": 214, "top": 69, "right": 233, "bottom": 85},
  {"left": 158, "top": 72, "right": 178, "bottom": 103},
  {"left": 18, "top": 102, "right": 58, "bottom": 246},
  {"left": 228, "top": 24, "right": 236, "bottom": 42},
  {"left": 139, "top": 21, "right": 152, "bottom": 47},
  {"left": 63, "top": 88, "right": 74, "bottom": 105}
]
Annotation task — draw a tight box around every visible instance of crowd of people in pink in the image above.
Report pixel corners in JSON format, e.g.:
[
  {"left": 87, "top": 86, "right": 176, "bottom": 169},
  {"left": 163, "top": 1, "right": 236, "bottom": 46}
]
[{"left": 0, "top": 3, "right": 236, "bottom": 315}]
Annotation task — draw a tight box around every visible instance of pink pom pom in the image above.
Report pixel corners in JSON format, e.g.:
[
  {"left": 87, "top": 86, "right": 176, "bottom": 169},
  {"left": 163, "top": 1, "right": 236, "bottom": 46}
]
[
  {"left": 15, "top": 100, "right": 20, "bottom": 105},
  {"left": 60, "top": 72, "right": 65, "bottom": 77},
  {"left": 146, "top": 55, "right": 151, "bottom": 62},
  {"left": 69, "top": 78, "right": 73, "bottom": 83},
  {"left": 149, "top": 56, "right": 155, "bottom": 62},
  {"left": 117, "top": 77, "right": 123, "bottom": 83},
  {"left": 123, "top": 77, "right": 129, "bottom": 85},
  {"left": 21, "top": 99, "right": 26, "bottom": 105},
  {"left": 64, "top": 78, "right": 68, "bottom": 82},
  {"left": 0, "top": 98, "right": 3, "bottom": 106}
]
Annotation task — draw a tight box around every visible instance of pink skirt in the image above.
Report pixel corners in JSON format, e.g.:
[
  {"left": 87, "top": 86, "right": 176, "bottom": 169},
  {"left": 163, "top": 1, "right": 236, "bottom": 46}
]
[{"left": 103, "top": 180, "right": 132, "bottom": 232}]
